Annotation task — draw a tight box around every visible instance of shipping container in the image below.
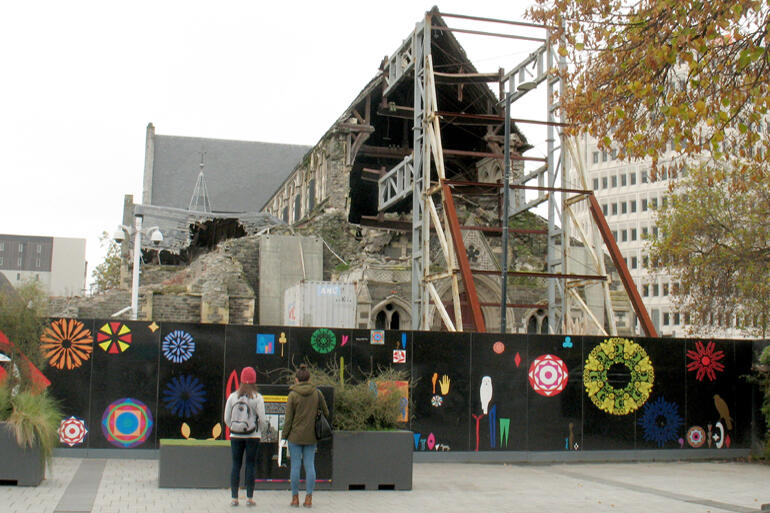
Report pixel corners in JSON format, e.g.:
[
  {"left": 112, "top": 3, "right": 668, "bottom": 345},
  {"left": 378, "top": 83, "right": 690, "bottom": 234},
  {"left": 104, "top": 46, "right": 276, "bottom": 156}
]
[{"left": 283, "top": 281, "right": 356, "bottom": 328}]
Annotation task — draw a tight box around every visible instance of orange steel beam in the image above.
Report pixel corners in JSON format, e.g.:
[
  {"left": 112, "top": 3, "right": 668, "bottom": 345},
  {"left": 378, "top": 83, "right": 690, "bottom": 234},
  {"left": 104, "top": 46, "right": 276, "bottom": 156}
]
[
  {"left": 587, "top": 194, "right": 659, "bottom": 337},
  {"left": 441, "top": 181, "right": 486, "bottom": 332}
]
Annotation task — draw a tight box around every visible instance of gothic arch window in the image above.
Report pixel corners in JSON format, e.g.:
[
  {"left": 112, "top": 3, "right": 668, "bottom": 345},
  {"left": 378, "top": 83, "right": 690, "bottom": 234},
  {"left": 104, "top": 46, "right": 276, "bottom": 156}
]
[
  {"left": 526, "top": 309, "right": 549, "bottom": 334},
  {"left": 371, "top": 299, "right": 409, "bottom": 331}
]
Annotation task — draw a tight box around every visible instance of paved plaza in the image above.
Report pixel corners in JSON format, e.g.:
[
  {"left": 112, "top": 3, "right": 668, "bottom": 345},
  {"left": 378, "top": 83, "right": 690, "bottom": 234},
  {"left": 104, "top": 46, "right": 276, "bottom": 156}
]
[{"left": 1, "top": 457, "right": 769, "bottom": 513}]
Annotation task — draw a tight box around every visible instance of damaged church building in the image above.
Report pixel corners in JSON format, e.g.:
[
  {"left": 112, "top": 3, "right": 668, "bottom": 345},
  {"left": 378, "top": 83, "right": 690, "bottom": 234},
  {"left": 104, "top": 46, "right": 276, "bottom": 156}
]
[{"left": 61, "top": 8, "right": 640, "bottom": 336}]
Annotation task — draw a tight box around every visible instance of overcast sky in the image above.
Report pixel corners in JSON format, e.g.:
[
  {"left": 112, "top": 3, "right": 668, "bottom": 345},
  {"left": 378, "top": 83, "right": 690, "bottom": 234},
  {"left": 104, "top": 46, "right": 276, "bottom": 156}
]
[{"left": 1, "top": 1, "right": 549, "bottom": 290}]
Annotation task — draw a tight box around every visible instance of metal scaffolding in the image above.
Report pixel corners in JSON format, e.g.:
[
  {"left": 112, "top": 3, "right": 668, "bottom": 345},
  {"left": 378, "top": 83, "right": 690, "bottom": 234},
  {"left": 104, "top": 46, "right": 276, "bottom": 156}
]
[{"left": 376, "top": 9, "right": 657, "bottom": 336}]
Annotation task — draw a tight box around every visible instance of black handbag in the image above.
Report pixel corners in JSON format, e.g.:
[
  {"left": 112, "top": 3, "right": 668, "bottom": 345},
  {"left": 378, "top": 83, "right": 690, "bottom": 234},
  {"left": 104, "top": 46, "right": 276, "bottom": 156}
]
[{"left": 314, "top": 390, "right": 332, "bottom": 441}]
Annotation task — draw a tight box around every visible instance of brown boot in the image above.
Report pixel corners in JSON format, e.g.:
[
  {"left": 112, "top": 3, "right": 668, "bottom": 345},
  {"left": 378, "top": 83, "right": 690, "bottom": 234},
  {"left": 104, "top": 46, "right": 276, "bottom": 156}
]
[
  {"left": 290, "top": 494, "right": 299, "bottom": 507},
  {"left": 303, "top": 494, "right": 312, "bottom": 508}
]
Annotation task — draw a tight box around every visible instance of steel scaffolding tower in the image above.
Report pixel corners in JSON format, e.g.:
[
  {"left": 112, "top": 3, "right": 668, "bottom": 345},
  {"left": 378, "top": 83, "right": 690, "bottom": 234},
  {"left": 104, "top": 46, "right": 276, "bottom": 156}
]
[{"left": 377, "top": 9, "right": 657, "bottom": 336}]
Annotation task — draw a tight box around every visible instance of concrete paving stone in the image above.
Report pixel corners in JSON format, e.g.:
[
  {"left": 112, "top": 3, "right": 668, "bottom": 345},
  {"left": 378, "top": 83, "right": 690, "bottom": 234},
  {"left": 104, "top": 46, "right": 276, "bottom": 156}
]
[{"left": 2, "top": 457, "right": 769, "bottom": 513}]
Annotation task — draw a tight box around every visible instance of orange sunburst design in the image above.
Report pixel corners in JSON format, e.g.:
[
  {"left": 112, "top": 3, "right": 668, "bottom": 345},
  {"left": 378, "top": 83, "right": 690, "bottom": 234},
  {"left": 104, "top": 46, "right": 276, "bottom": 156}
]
[{"left": 40, "top": 319, "right": 93, "bottom": 370}]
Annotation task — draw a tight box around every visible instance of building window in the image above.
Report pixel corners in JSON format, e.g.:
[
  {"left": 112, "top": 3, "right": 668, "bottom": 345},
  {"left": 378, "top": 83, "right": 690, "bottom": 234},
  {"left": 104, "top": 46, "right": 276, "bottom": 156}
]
[
  {"left": 621, "top": 229, "right": 627, "bottom": 242},
  {"left": 611, "top": 175, "right": 617, "bottom": 187},
  {"left": 621, "top": 202, "right": 627, "bottom": 214},
  {"left": 621, "top": 174, "right": 627, "bottom": 186},
  {"left": 672, "top": 282, "right": 680, "bottom": 294},
  {"left": 602, "top": 176, "right": 608, "bottom": 189},
  {"left": 593, "top": 178, "right": 599, "bottom": 190},
  {"left": 307, "top": 178, "right": 316, "bottom": 212},
  {"left": 602, "top": 204, "right": 608, "bottom": 216},
  {"left": 631, "top": 256, "right": 638, "bottom": 269},
  {"left": 35, "top": 258, "right": 41, "bottom": 268},
  {"left": 661, "top": 196, "right": 668, "bottom": 208},
  {"left": 602, "top": 151, "right": 608, "bottom": 162},
  {"left": 611, "top": 149, "right": 618, "bottom": 160},
  {"left": 0, "top": 242, "right": 5, "bottom": 251},
  {"left": 630, "top": 200, "right": 637, "bottom": 213},
  {"left": 631, "top": 228, "right": 637, "bottom": 241},
  {"left": 684, "top": 313, "right": 691, "bottom": 324},
  {"left": 651, "top": 197, "right": 658, "bottom": 209},
  {"left": 653, "top": 284, "right": 659, "bottom": 296},
  {"left": 293, "top": 194, "right": 302, "bottom": 222},
  {"left": 36, "top": 244, "right": 42, "bottom": 254},
  {"left": 18, "top": 243, "right": 23, "bottom": 252},
  {"left": 643, "top": 284, "right": 649, "bottom": 297},
  {"left": 17, "top": 257, "right": 22, "bottom": 267},
  {"left": 674, "top": 312, "right": 680, "bottom": 325},
  {"left": 611, "top": 203, "right": 618, "bottom": 215},
  {"left": 642, "top": 226, "right": 649, "bottom": 237},
  {"left": 652, "top": 226, "right": 659, "bottom": 237},
  {"left": 641, "top": 170, "right": 648, "bottom": 183},
  {"left": 663, "top": 283, "right": 669, "bottom": 296},
  {"left": 593, "top": 152, "right": 599, "bottom": 164},
  {"left": 630, "top": 172, "right": 636, "bottom": 185},
  {"left": 611, "top": 230, "right": 618, "bottom": 241},
  {"left": 642, "top": 199, "right": 648, "bottom": 211},
  {"left": 16, "top": 273, "right": 21, "bottom": 280},
  {"left": 642, "top": 255, "right": 649, "bottom": 268},
  {"left": 663, "top": 312, "right": 670, "bottom": 325}
]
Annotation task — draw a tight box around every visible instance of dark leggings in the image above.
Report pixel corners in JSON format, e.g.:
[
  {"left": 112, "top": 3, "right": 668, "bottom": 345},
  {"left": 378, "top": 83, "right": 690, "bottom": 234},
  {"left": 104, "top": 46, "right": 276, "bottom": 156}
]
[{"left": 230, "top": 438, "right": 260, "bottom": 498}]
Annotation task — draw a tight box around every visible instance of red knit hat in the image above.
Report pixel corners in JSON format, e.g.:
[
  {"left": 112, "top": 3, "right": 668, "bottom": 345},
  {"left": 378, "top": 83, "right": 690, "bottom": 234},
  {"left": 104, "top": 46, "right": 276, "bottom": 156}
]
[{"left": 240, "top": 366, "right": 257, "bottom": 384}]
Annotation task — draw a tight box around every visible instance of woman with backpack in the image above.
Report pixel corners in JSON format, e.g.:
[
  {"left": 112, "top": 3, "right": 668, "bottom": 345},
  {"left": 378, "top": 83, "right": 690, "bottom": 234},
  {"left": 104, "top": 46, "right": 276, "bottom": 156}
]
[
  {"left": 224, "top": 366, "right": 266, "bottom": 507},
  {"left": 282, "top": 364, "right": 329, "bottom": 508}
]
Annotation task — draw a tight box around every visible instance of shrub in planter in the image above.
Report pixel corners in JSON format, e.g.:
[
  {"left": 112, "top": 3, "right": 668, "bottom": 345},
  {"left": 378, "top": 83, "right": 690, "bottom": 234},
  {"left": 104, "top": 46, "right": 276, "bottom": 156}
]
[
  {"left": 0, "top": 382, "right": 62, "bottom": 475},
  {"left": 284, "top": 363, "right": 408, "bottom": 431}
]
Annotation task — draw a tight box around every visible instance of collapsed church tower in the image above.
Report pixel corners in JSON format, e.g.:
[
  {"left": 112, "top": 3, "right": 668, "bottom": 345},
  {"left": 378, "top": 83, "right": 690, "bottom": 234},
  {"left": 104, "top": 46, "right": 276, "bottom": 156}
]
[{"left": 64, "top": 8, "right": 643, "bottom": 336}]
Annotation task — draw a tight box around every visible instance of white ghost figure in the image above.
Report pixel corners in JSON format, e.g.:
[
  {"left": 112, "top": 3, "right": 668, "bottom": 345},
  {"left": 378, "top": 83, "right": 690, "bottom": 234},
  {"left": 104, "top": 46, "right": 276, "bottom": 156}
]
[{"left": 480, "top": 376, "right": 493, "bottom": 414}]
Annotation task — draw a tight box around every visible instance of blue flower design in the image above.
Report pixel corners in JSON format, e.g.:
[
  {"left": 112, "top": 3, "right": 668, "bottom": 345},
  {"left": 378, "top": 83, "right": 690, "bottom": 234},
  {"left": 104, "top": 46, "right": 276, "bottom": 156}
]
[
  {"left": 161, "top": 375, "right": 207, "bottom": 418},
  {"left": 638, "top": 397, "right": 683, "bottom": 448},
  {"left": 162, "top": 330, "right": 195, "bottom": 363}
]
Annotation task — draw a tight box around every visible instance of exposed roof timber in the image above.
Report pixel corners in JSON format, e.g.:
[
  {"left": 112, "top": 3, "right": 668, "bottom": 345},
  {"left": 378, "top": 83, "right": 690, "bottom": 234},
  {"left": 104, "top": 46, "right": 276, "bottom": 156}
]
[
  {"left": 438, "top": 11, "right": 549, "bottom": 30},
  {"left": 433, "top": 71, "right": 502, "bottom": 84},
  {"left": 377, "top": 104, "right": 568, "bottom": 128},
  {"left": 432, "top": 25, "right": 546, "bottom": 43}
]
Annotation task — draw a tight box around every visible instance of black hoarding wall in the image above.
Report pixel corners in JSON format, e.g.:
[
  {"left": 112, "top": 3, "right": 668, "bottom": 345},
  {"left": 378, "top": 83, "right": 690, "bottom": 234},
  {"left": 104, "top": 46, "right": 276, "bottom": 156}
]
[{"left": 43, "top": 318, "right": 759, "bottom": 455}]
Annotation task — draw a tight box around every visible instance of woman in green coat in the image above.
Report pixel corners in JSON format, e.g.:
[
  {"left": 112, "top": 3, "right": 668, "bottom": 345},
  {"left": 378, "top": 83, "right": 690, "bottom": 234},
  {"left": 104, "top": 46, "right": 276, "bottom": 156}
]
[{"left": 282, "top": 364, "right": 329, "bottom": 508}]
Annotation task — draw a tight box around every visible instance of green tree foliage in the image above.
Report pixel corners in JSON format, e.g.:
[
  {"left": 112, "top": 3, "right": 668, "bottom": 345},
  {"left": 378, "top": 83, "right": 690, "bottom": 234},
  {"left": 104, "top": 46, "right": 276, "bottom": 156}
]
[
  {"left": 650, "top": 166, "right": 769, "bottom": 336},
  {"left": 527, "top": 0, "right": 770, "bottom": 335},
  {"left": 91, "top": 231, "right": 121, "bottom": 294},
  {"left": 0, "top": 280, "right": 48, "bottom": 380}
]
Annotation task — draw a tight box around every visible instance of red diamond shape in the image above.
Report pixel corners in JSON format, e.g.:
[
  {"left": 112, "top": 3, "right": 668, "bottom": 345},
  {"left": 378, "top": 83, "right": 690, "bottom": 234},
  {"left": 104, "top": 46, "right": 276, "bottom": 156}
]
[{"left": 514, "top": 352, "right": 521, "bottom": 367}]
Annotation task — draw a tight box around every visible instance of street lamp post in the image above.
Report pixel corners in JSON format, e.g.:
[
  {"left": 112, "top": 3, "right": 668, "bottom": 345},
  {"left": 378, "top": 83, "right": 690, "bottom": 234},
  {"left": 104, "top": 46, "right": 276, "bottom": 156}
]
[{"left": 113, "top": 214, "right": 163, "bottom": 320}]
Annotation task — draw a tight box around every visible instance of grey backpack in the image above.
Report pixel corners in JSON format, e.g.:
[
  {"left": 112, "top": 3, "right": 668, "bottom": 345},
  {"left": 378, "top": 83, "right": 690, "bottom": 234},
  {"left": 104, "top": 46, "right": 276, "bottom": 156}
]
[{"left": 230, "top": 396, "right": 257, "bottom": 434}]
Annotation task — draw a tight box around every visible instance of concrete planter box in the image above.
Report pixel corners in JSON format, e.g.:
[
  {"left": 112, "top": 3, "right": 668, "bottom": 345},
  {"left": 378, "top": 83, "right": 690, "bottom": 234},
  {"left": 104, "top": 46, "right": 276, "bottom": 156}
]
[
  {"left": 158, "top": 439, "right": 332, "bottom": 490},
  {"left": 0, "top": 422, "right": 44, "bottom": 486},
  {"left": 159, "top": 439, "right": 233, "bottom": 488},
  {"left": 331, "top": 430, "right": 412, "bottom": 490}
]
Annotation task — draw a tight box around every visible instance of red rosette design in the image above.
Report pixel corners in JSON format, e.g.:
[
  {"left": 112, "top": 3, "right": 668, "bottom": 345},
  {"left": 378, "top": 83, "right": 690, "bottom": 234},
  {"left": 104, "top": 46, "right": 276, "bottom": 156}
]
[{"left": 528, "top": 354, "right": 569, "bottom": 397}]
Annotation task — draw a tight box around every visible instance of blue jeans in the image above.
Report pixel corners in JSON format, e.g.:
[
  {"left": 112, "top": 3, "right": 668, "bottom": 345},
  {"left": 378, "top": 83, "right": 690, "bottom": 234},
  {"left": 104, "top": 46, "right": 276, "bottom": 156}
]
[
  {"left": 288, "top": 442, "right": 317, "bottom": 496},
  {"left": 230, "top": 438, "right": 260, "bottom": 498}
]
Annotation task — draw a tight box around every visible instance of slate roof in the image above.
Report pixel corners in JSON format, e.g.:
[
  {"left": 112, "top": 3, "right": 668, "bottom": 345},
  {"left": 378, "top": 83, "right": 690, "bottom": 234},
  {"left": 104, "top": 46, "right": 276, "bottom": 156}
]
[
  {"left": 133, "top": 203, "right": 283, "bottom": 254},
  {"left": 149, "top": 135, "right": 311, "bottom": 213}
]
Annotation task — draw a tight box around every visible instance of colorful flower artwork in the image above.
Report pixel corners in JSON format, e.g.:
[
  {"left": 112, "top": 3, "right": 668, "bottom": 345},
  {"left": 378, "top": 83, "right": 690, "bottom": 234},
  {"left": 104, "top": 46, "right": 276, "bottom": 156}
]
[
  {"left": 101, "top": 398, "right": 153, "bottom": 448},
  {"left": 528, "top": 354, "right": 569, "bottom": 397},
  {"left": 161, "top": 375, "right": 207, "bottom": 418},
  {"left": 686, "top": 426, "right": 706, "bottom": 448},
  {"left": 58, "top": 416, "right": 88, "bottom": 446},
  {"left": 162, "top": 330, "right": 195, "bottom": 363},
  {"left": 584, "top": 338, "right": 655, "bottom": 415},
  {"left": 686, "top": 341, "right": 725, "bottom": 381},
  {"left": 96, "top": 322, "right": 132, "bottom": 354},
  {"left": 310, "top": 328, "right": 336, "bottom": 354},
  {"left": 637, "top": 397, "right": 683, "bottom": 448},
  {"left": 40, "top": 319, "right": 93, "bottom": 370}
]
